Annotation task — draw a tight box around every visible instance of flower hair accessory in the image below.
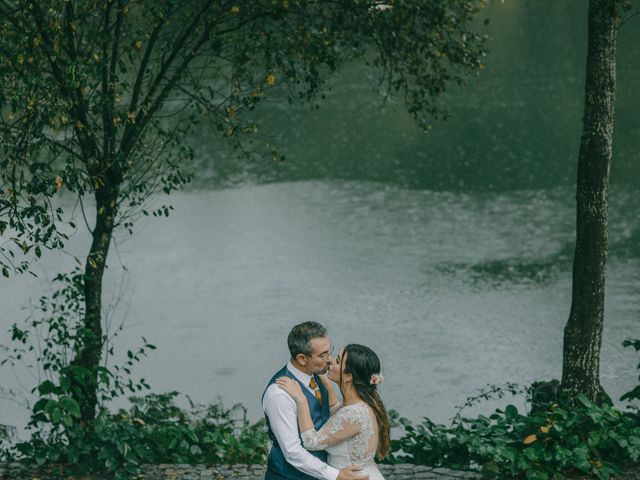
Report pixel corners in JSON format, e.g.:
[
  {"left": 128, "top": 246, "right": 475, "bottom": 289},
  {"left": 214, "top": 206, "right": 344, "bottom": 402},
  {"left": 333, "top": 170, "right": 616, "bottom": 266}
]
[{"left": 370, "top": 373, "right": 384, "bottom": 385}]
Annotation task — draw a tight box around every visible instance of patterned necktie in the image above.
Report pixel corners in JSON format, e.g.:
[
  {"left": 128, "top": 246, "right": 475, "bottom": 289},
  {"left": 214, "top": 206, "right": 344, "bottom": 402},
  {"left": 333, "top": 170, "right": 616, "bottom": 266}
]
[{"left": 309, "top": 377, "right": 323, "bottom": 405}]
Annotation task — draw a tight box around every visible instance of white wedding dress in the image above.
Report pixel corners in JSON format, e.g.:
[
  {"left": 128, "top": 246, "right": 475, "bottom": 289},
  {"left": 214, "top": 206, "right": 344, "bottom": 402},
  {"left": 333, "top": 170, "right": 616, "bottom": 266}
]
[{"left": 301, "top": 402, "right": 385, "bottom": 480}]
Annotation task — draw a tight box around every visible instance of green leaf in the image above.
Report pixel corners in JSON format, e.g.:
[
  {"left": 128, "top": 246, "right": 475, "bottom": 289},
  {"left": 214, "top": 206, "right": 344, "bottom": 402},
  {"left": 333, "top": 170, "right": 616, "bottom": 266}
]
[
  {"left": 60, "top": 396, "right": 81, "bottom": 418},
  {"left": 34, "top": 449, "right": 47, "bottom": 466},
  {"left": 59, "top": 374, "right": 72, "bottom": 392},
  {"left": 577, "top": 394, "right": 593, "bottom": 408},
  {"left": 37, "top": 379, "right": 56, "bottom": 395},
  {"left": 43, "top": 399, "right": 58, "bottom": 415},
  {"left": 32, "top": 398, "right": 49, "bottom": 413},
  {"left": 105, "top": 457, "right": 117, "bottom": 471},
  {"left": 62, "top": 414, "right": 74, "bottom": 427},
  {"left": 50, "top": 407, "right": 62, "bottom": 424}
]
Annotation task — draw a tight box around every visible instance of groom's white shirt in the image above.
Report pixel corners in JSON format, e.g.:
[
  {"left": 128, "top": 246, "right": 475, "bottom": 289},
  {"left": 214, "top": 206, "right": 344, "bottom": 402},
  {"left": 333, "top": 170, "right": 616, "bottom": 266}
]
[{"left": 262, "top": 361, "right": 339, "bottom": 480}]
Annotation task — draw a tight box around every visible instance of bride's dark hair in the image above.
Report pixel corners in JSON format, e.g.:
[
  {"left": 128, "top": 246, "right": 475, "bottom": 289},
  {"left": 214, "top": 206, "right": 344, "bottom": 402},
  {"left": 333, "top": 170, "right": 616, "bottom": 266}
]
[{"left": 339, "top": 344, "right": 391, "bottom": 459}]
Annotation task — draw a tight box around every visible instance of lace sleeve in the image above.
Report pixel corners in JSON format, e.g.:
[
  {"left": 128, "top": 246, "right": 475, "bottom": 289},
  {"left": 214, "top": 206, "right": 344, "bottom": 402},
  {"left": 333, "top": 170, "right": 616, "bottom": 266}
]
[
  {"left": 301, "top": 404, "right": 368, "bottom": 450},
  {"left": 329, "top": 400, "right": 343, "bottom": 415}
]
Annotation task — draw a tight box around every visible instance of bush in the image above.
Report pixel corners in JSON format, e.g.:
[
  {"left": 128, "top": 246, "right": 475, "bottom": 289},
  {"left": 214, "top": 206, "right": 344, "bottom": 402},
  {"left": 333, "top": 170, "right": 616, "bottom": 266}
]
[
  {"left": 390, "top": 394, "right": 639, "bottom": 480},
  {"left": 11, "top": 392, "right": 268, "bottom": 479},
  {"left": 0, "top": 272, "right": 269, "bottom": 478},
  {"left": 389, "top": 339, "right": 640, "bottom": 480}
]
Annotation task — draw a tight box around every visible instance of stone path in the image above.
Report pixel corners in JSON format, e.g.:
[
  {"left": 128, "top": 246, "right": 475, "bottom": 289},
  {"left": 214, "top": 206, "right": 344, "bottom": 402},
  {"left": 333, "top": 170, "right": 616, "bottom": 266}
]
[
  {"left": 0, "top": 463, "right": 480, "bottom": 479},
  {"left": 1, "top": 463, "right": 639, "bottom": 479}
]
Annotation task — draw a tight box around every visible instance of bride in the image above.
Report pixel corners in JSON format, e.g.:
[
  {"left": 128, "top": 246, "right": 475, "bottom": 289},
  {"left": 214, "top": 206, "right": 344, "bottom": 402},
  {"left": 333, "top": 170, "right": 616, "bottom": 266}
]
[{"left": 277, "top": 344, "right": 389, "bottom": 480}]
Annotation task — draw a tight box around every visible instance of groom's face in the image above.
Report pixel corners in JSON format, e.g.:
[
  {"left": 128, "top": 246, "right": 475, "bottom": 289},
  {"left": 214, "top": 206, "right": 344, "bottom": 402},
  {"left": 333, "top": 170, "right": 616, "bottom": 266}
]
[{"left": 305, "top": 336, "right": 333, "bottom": 375}]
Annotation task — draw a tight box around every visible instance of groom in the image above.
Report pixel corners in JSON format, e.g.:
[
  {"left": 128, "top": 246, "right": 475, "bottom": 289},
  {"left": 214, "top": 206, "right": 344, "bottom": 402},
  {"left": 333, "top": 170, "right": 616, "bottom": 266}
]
[{"left": 262, "top": 322, "right": 368, "bottom": 480}]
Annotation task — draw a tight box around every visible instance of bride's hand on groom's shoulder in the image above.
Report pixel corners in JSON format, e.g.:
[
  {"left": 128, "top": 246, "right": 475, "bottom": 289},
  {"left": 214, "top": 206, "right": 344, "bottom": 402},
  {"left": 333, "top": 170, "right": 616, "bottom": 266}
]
[{"left": 275, "top": 377, "right": 305, "bottom": 403}]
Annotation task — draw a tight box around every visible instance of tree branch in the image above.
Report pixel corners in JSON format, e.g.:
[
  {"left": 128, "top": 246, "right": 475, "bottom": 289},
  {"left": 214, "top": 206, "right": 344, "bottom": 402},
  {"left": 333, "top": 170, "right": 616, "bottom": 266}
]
[
  {"left": 128, "top": 21, "right": 164, "bottom": 114},
  {"left": 29, "top": 1, "right": 101, "bottom": 165},
  {"left": 101, "top": 0, "right": 115, "bottom": 163}
]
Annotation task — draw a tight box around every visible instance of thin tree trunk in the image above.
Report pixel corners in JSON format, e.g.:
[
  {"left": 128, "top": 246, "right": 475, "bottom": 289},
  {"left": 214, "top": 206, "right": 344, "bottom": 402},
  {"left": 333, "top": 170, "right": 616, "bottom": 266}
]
[
  {"left": 561, "top": 0, "right": 618, "bottom": 404},
  {"left": 72, "top": 179, "right": 120, "bottom": 422}
]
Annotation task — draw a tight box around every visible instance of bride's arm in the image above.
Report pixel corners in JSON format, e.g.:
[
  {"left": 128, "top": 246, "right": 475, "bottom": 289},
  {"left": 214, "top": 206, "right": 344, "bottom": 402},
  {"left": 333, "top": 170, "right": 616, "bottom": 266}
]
[
  {"left": 299, "top": 405, "right": 362, "bottom": 450},
  {"left": 276, "top": 378, "right": 361, "bottom": 450},
  {"left": 318, "top": 374, "right": 342, "bottom": 414},
  {"left": 275, "top": 377, "right": 317, "bottom": 434}
]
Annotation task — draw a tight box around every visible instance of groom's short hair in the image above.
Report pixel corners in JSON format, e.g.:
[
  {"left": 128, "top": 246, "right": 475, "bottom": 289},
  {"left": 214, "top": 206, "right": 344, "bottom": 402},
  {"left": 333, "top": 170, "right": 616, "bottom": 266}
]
[{"left": 288, "top": 322, "right": 327, "bottom": 358}]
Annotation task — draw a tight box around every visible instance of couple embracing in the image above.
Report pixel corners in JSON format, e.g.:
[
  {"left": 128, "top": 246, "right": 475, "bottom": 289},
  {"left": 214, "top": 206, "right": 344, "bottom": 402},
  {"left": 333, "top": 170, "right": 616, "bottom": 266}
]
[{"left": 262, "top": 322, "right": 389, "bottom": 480}]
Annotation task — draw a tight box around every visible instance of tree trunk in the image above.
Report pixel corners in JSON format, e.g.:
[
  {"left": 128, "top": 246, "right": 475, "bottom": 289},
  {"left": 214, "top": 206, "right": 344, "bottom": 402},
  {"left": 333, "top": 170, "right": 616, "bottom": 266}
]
[
  {"left": 561, "top": 0, "right": 618, "bottom": 404},
  {"left": 71, "top": 178, "right": 120, "bottom": 422}
]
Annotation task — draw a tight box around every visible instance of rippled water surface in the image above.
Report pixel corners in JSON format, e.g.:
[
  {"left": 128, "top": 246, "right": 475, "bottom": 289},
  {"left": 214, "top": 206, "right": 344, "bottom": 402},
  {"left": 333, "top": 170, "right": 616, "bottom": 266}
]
[{"left": 2, "top": 183, "right": 639, "bottom": 433}]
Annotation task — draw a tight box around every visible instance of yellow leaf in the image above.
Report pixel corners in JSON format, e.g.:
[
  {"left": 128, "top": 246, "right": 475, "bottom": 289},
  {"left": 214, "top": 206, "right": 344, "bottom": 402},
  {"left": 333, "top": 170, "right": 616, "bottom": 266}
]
[
  {"left": 55, "top": 176, "right": 63, "bottom": 190},
  {"left": 265, "top": 73, "right": 276, "bottom": 86},
  {"left": 539, "top": 425, "right": 550, "bottom": 434},
  {"left": 230, "top": 6, "right": 240, "bottom": 14},
  {"left": 135, "top": 40, "right": 143, "bottom": 50},
  {"left": 523, "top": 434, "right": 537, "bottom": 444},
  {"left": 132, "top": 417, "right": 145, "bottom": 426}
]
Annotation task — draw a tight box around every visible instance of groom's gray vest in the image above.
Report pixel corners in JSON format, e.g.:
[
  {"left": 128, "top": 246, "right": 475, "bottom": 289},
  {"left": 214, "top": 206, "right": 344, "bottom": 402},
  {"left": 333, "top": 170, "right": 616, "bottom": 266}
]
[{"left": 263, "top": 365, "right": 330, "bottom": 480}]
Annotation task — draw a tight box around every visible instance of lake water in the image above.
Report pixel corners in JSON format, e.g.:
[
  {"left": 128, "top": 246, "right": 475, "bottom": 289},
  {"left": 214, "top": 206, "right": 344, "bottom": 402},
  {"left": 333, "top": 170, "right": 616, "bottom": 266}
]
[
  {"left": 2, "top": 182, "right": 639, "bottom": 434},
  {"left": 1, "top": 1, "right": 640, "bottom": 435}
]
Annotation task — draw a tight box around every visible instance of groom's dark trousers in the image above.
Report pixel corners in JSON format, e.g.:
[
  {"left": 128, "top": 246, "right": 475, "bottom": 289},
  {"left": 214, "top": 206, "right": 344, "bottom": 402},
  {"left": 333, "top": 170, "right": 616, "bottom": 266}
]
[{"left": 263, "top": 365, "right": 330, "bottom": 480}]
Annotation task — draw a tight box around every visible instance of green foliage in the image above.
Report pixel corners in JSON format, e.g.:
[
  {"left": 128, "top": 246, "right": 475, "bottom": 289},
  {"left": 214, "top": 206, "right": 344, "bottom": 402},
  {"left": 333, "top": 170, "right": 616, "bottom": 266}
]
[
  {"left": 11, "top": 392, "right": 268, "bottom": 479},
  {"left": 389, "top": 381, "right": 640, "bottom": 479},
  {"left": 1, "top": 271, "right": 267, "bottom": 478},
  {"left": 391, "top": 397, "right": 639, "bottom": 479},
  {"left": 2, "top": 269, "right": 154, "bottom": 406},
  {"left": 0, "top": 0, "right": 488, "bottom": 276}
]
